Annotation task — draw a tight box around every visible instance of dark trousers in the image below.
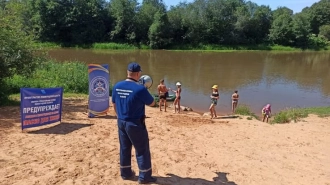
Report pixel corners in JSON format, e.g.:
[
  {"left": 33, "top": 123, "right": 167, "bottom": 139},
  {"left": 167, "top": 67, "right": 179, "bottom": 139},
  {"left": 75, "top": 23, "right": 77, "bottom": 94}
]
[{"left": 117, "top": 119, "right": 152, "bottom": 180}]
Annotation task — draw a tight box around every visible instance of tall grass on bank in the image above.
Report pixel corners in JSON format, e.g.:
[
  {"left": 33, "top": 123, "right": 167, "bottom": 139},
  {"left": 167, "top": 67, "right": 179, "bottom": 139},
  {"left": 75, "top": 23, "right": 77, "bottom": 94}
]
[
  {"left": 92, "top": 43, "right": 150, "bottom": 50},
  {"left": 272, "top": 107, "right": 330, "bottom": 124},
  {"left": 2, "top": 93, "right": 89, "bottom": 106},
  {"left": 93, "top": 43, "right": 138, "bottom": 50},
  {"left": 235, "top": 104, "right": 258, "bottom": 119},
  {"left": 4, "top": 60, "right": 107, "bottom": 95},
  {"left": 168, "top": 44, "right": 304, "bottom": 51},
  {"left": 272, "top": 108, "right": 308, "bottom": 124},
  {"left": 33, "top": 42, "right": 61, "bottom": 49},
  {"left": 33, "top": 41, "right": 329, "bottom": 51},
  {"left": 269, "top": 45, "right": 299, "bottom": 51},
  {"left": 32, "top": 42, "right": 150, "bottom": 50}
]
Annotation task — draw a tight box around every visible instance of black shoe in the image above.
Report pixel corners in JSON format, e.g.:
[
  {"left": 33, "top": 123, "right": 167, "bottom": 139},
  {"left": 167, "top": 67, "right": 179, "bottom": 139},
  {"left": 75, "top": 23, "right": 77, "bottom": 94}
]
[
  {"left": 122, "top": 170, "right": 135, "bottom": 180},
  {"left": 138, "top": 177, "right": 157, "bottom": 184}
]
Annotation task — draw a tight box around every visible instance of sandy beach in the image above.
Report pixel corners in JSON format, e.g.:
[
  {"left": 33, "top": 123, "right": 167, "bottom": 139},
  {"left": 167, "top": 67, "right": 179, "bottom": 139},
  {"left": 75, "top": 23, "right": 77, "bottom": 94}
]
[{"left": 0, "top": 98, "right": 329, "bottom": 185}]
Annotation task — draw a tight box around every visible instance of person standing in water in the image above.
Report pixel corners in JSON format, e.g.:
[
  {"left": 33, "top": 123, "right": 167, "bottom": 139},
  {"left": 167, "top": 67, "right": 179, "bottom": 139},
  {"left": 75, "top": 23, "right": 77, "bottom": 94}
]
[
  {"left": 171, "top": 82, "right": 182, "bottom": 114},
  {"left": 157, "top": 79, "right": 169, "bottom": 112},
  {"left": 232, "top": 90, "right": 239, "bottom": 114},
  {"left": 209, "top": 85, "right": 219, "bottom": 119}
]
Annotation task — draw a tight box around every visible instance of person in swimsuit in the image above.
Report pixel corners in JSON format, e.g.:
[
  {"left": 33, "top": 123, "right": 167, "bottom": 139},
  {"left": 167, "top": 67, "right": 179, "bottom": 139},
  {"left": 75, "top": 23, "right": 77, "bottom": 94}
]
[
  {"left": 262, "top": 104, "right": 272, "bottom": 123},
  {"left": 157, "top": 79, "right": 169, "bottom": 112},
  {"left": 209, "top": 85, "right": 219, "bottom": 119},
  {"left": 171, "top": 82, "right": 182, "bottom": 114},
  {"left": 232, "top": 90, "right": 239, "bottom": 114}
]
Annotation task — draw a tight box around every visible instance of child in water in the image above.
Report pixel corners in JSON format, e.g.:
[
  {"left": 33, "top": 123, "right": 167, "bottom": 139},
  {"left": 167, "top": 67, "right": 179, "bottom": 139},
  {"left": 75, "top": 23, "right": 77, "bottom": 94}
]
[
  {"left": 209, "top": 85, "right": 219, "bottom": 119},
  {"left": 262, "top": 104, "right": 272, "bottom": 123},
  {"left": 171, "top": 82, "right": 182, "bottom": 114}
]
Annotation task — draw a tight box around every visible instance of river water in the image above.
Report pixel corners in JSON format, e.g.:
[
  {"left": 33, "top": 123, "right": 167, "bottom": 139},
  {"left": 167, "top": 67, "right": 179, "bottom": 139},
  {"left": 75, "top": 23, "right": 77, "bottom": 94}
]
[{"left": 48, "top": 49, "right": 330, "bottom": 114}]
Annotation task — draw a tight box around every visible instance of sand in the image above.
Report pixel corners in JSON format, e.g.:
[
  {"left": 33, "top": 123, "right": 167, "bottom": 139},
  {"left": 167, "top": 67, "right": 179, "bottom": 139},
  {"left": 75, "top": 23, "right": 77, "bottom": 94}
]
[{"left": 0, "top": 98, "right": 329, "bottom": 185}]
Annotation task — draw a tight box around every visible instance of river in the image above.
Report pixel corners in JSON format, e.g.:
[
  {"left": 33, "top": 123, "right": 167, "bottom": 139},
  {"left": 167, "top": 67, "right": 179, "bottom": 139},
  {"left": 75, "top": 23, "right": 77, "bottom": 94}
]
[{"left": 48, "top": 49, "right": 330, "bottom": 114}]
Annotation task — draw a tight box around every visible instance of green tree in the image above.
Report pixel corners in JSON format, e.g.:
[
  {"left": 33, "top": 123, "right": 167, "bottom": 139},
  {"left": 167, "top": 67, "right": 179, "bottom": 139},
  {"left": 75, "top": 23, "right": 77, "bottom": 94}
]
[
  {"left": 25, "top": 0, "right": 109, "bottom": 45},
  {"left": 70, "top": 0, "right": 109, "bottom": 44},
  {"left": 205, "top": 0, "right": 245, "bottom": 44},
  {"left": 308, "top": 0, "right": 330, "bottom": 34},
  {"left": 252, "top": 5, "right": 272, "bottom": 43},
  {"left": 179, "top": 0, "right": 208, "bottom": 45},
  {"left": 319, "top": 25, "right": 330, "bottom": 41},
  {"left": 292, "top": 13, "right": 311, "bottom": 48},
  {"left": 36, "top": 0, "right": 74, "bottom": 44},
  {"left": 136, "top": 0, "right": 166, "bottom": 44},
  {"left": 272, "top": 6, "right": 293, "bottom": 19},
  {"left": 0, "top": 1, "right": 40, "bottom": 102},
  {"left": 234, "top": 2, "right": 272, "bottom": 44},
  {"left": 148, "top": 10, "right": 170, "bottom": 48},
  {"left": 167, "top": 3, "right": 189, "bottom": 45},
  {"left": 0, "top": 0, "right": 7, "bottom": 9},
  {"left": 109, "top": 0, "right": 138, "bottom": 43},
  {"left": 269, "top": 8, "right": 294, "bottom": 46}
]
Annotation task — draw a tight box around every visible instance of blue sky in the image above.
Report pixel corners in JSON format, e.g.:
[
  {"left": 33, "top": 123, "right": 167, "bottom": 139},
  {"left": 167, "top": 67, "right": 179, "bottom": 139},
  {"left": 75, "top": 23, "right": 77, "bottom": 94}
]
[{"left": 159, "top": 0, "right": 320, "bottom": 13}]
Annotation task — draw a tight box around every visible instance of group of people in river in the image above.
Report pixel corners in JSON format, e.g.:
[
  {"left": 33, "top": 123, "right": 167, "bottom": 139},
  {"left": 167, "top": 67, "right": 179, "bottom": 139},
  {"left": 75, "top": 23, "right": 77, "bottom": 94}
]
[{"left": 157, "top": 80, "right": 272, "bottom": 122}]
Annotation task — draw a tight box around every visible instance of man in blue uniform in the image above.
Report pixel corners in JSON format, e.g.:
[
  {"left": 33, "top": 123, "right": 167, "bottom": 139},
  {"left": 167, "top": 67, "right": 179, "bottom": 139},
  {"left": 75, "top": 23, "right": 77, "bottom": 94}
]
[{"left": 112, "top": 62, "right": 156, "bottom": 184}]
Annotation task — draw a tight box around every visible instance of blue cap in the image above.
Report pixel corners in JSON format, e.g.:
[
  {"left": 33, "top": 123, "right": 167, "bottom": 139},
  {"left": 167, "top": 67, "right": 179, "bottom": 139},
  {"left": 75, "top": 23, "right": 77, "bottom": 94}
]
[{"left": 127, "top": 62, "right": 142, "bottom": 72}]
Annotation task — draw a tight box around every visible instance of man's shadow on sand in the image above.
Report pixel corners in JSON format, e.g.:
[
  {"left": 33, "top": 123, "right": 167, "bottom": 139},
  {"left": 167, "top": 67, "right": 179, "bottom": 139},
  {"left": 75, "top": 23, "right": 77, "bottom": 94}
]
[{"left": 151, "top": 172, "right": 237, "bottom": 185}]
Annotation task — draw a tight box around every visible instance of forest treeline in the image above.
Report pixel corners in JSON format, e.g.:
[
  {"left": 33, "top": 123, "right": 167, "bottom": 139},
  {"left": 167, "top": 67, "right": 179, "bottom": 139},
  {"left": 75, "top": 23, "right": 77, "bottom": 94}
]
[
  {"left": 1, "top": 0, "right": 330, "bottom": 104},
  {"left": 1, "top": 0, "right": 330, "bottom": 49}
]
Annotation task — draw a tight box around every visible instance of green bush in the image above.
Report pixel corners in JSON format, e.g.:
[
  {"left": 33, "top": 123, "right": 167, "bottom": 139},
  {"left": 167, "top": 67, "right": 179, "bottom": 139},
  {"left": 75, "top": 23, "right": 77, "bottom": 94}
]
[
  {"left": 32, "top": 42, "right": 61, "bottom": 49},
  {"left": 272, "top": 107, "right": 330, "bottom": 124},
  {"left": 270, "top": 45, "right": 298, "bottom": 51},
  {"left": 272, "top": 108, "right": 309, "bottom": 124},
  {"left": 4, "top": 60, "right": 113, "bottom": 97},
  {"left": 307, "top": 34, "right": 329, "bottom": 50},
  {"left": 92, "top": 43, "right": 138, "bottom": 50},
  {"left": 5, "top": 60, "right": 89, "bottom": 94},
  {"left": 167, "top": 43, "right": 302, "bottom": 51},
  {"left": 303, "top": 107, "right": 330, "bottom": 118},
  {"left": 0, "top": 2, "right": 42, "bottom": 103},
  {"left": 235, "top": 104, "right": 258, "bottom": 119}
]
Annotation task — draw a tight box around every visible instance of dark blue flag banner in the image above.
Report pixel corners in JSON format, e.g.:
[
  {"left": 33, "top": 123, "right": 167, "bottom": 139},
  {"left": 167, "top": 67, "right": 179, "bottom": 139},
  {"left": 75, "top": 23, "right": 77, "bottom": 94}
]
[
  {"left": 20, "top": 88, "right": 63, "bottom": 130},
  {"left": 88, "top": 64, "right": 110, "bottom": 118}
]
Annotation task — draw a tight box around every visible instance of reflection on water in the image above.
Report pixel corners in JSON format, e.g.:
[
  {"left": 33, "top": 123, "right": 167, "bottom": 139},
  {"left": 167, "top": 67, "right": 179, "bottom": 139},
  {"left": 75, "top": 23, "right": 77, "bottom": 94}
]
[{"left": 48, "top": 49, "right": 330, "bottom": 114}]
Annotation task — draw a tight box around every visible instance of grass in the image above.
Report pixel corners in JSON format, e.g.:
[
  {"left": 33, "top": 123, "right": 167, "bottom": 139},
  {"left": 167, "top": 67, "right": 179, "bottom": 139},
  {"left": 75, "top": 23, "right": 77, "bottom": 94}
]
[
  {"left": 33, "top": 41, "right": 329, "bottom": 52},
  {"left": 32, "top": 42, "right": 61, "bottom": 49},
  {"left": 235, "top": 104, "right": 258, "bottom": 119},
  {"left": 5, "top": 60, "right": 90, "bottom": 94},
  {"left": 269, "top": 45, "right": 299, "bottom": 51},
  {"left": 92, "top": 43, "right": 150, "bottom": 50},
  {"left": 304, "top": 107, "right": 330, "bottom": 117},
  {"left": 167, "top": 44, "right": 304, "bottom": 51},
  {"left": 272, "top": 108, "right": 308, "bottom": 124},
  {"left": 10, "top": 93, "right": 88, "bottom": 101},
  {"left": 0, "top": 93, "right": 89, "bottom": 107},
  {"left": 272, "top": 107, "right": 330, "bottom": 124},
  {"left": 234, "top": 105, "right": 330, "bottom": 123},
  {"left": 2, "top": 60, "right": 113, "bottom": 106},
  {"left": 92, "top": 43, "right": 138, "bottom": 50},
  {"left": 32, "top": 42, "right": 150, "bottom": 50}
]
